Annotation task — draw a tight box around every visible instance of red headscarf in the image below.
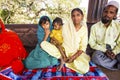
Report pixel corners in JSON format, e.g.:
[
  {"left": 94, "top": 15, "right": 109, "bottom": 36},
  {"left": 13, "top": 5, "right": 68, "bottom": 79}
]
[{"left": 0, "top": 19, "right": 28, "bottom": 74}]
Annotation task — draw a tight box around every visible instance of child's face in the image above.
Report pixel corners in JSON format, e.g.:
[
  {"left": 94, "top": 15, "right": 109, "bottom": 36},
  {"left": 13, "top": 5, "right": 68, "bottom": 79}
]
[
  {"left": 53, "top": 22, "right": 61, "bottom": 30},
  {"left": 41, "top": 21, "right": 50, "bottom": 29}
]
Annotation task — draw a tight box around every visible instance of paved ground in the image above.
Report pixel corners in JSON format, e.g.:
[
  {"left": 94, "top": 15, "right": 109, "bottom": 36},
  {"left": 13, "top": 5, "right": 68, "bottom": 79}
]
[{"left": 99, "top": 66, "right": 120, "bottom": 80}]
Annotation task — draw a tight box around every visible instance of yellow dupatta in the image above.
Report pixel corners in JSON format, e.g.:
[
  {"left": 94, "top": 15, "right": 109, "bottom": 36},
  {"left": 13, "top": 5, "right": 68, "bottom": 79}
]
[{"left": 62, "top": 18, "right": 90, "bottom": 74}]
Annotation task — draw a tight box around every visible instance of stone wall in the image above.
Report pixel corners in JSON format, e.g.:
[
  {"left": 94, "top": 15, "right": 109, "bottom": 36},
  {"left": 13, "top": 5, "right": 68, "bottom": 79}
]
[
  {"left": 5, "top": 24, "right": 94, "bottom": 54},
  {"left": 5, "top": 24, "right": 38, "bottom": 47}
]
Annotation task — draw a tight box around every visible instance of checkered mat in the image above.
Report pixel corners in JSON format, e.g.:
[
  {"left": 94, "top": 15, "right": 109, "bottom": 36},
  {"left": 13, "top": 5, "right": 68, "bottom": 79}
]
[{"left": 0, "top": 61, "right": 109, "bottom": 80}]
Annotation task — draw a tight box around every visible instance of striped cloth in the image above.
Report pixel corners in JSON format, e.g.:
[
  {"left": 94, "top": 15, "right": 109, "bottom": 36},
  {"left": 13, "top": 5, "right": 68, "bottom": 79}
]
[{"left": 0, "top": 62, "right": 109, "bottom": 80}]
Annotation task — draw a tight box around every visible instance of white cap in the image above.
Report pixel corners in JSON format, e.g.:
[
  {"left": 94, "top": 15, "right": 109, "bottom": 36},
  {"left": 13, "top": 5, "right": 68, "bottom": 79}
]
[{"left": 105, "top": 1, "right": 119, "bottom": 9}]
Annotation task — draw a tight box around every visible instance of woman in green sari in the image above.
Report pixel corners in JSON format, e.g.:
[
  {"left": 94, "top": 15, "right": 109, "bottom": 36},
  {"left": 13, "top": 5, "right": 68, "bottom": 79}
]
[{"left": 24, "top": 16, "right": 58, "bottom": 69}]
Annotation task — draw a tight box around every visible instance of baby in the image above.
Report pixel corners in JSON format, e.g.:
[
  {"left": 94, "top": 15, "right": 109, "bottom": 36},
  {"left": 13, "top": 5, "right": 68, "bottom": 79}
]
[{"left": 50, "top": 17, "right": 68, "bottom": 71}]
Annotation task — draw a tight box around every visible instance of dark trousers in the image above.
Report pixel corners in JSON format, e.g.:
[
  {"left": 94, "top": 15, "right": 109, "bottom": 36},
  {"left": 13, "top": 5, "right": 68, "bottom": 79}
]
[
  {"left": 92, "top": 50, "right": 120, "bottom": 70},
  {"left": 116, "top": 53, "right": 120, "bottom": 63}
]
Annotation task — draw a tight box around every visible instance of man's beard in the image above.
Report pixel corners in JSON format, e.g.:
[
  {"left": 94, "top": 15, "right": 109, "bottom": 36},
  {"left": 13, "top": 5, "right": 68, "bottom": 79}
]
[{"left": 101, "top": 17, "right": 111, "bottom": 24}]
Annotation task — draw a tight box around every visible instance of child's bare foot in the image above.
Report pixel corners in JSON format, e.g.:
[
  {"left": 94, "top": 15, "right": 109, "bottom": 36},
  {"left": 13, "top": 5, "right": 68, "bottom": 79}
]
[
  {"left": 57, "top": 59, "right": 64, "bottom": 71},
  {"left": 57, "top": 63, "right": 64, "bottom": 71}
]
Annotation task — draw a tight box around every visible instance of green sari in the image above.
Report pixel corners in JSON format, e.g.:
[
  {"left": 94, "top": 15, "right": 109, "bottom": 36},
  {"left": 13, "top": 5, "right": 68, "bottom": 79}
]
[{"left": 24, "top": 16, "right": 58, "bottom": 69}]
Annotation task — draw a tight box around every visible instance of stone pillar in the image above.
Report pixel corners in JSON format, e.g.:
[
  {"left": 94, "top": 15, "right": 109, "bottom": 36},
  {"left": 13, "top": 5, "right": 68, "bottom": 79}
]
[
  {"left": 87, "top": 0, "right": 108, "bottom": 38},
  {"left": 86, "top": 0, "right": 108, "bottom": 56},
  {"left": 87, "top": 0, "right": 108, "bottom": 23}
]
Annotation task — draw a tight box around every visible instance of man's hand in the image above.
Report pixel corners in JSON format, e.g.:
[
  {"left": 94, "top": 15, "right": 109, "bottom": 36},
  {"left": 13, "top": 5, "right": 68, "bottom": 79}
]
[{"left": 106, "top": 50, "right": 116, "bottom": 59}]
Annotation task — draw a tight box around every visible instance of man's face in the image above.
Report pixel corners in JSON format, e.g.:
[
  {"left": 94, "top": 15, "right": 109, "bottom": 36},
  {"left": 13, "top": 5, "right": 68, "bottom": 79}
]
[{"left": 101, "top": 5, "right": 117, "bottom": 24}]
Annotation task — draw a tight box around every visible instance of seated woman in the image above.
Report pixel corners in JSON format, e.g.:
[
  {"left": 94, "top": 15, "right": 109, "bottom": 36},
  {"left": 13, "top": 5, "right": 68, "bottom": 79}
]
[
  {"left": 63, "top": 8, "right": 90, "bottom": 74},
  {"left": 24, "top": 16, "right": 58, "bottom": 69},
  {"left": 41, "top": 8, "right": 90, "bottom": 74},
  {"left": 0, "top": 19, "right": 28, "bottom": 74}
]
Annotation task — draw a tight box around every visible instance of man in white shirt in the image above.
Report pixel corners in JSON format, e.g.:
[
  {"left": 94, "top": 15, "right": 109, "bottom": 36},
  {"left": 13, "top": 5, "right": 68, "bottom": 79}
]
[{"left": 89, "top": 1, "right": 120, "bottom": 70}]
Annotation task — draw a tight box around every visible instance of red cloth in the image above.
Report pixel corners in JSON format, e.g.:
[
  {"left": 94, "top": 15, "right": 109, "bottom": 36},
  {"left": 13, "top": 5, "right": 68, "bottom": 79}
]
[
  {"left": 0, "top": 73, "right": 12, "bottom": 80},
  {"left": 0, "top": 19, "right": 28, "bottom": 74}
]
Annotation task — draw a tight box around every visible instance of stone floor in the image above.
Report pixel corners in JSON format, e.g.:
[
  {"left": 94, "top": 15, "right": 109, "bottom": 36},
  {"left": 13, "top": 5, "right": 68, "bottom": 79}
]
[{"left": 98, "top": 66, "right": 120, "bottom": 80}]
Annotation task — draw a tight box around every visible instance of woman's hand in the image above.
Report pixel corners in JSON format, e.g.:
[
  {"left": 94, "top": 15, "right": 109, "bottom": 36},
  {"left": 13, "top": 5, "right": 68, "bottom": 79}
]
[
  {"left": 66, "top": 50, "right": 83, "bottom": 63},
  {"left": 66, "top": 57, "right": 74, "bottom": 63}
]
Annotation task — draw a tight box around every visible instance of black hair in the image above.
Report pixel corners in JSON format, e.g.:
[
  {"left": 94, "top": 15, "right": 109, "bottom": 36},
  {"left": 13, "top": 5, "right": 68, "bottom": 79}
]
[
  {"left": 52, "top": 17, "right": 63, "bottom": 26},
  {"left": 39, "top": 16, "right": 50, "bottom": 25},
  {"left": 71, "top": 8, "right": 83, "bottom": 16}
]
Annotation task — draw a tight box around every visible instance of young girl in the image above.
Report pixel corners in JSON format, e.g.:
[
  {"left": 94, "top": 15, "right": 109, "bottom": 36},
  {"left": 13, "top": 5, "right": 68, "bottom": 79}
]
[{"left": 24, "top": 16, "right": 58, "bottom": 69}]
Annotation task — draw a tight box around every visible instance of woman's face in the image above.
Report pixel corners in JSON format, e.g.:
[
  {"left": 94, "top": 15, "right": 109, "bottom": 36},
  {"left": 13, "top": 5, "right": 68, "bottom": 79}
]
[
  {"left": 41, "top": 21, "right": 50, "bottom": 29},
  {"left": 71, "top": 10, "right": 83, "bottom": 25}
]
